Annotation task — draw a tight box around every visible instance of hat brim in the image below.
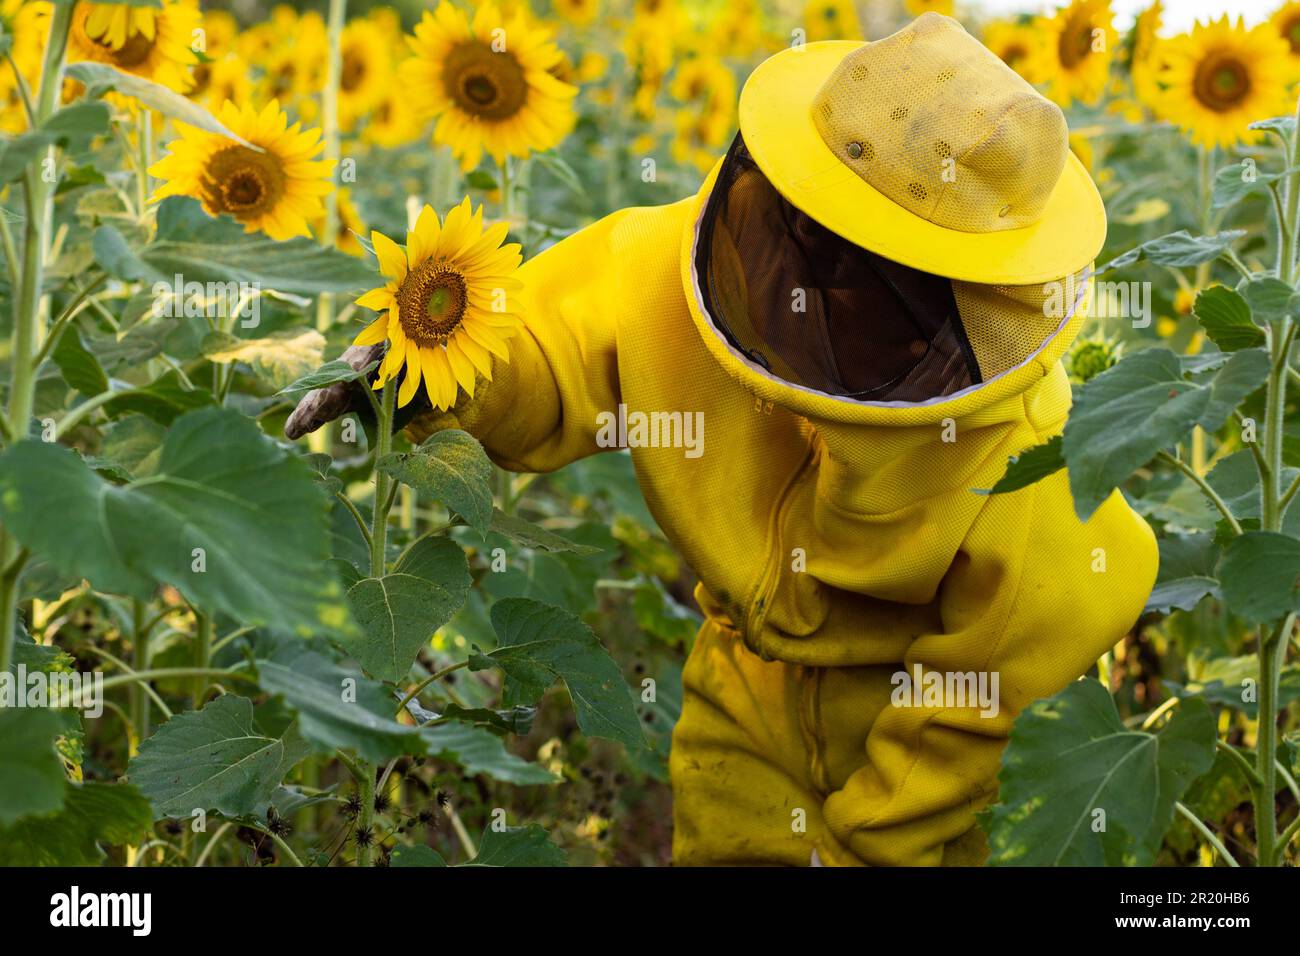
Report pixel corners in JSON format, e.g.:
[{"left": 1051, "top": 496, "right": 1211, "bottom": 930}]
[{"left": 738, "top": 41, "right": 1106, "bottom": 285}]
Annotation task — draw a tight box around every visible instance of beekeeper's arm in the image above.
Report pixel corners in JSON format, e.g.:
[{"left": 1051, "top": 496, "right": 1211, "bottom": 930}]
[{"left": 819, "top": 469, "right": 1158, "bottom": 866}]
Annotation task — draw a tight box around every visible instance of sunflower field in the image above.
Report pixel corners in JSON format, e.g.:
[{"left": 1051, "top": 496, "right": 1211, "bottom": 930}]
[{"left": 0, "top": 0, "right": 1298, "bottom": 875}]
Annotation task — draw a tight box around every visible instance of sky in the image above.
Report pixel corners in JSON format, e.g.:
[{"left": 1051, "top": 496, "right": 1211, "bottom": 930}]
[{"left": 974, "top": 0, "right": 1282, "bottom": 31}]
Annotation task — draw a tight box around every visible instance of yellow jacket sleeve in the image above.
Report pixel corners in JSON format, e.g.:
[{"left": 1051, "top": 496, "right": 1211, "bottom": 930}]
[
  {"left": 819, "top": 470, "right": 1158, "bottom": 866},
  {"left": 439, "top": 206, "right": 654, "bottom": 473}
]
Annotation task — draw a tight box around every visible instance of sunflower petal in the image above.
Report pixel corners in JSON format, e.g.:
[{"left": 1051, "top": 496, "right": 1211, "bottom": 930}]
[
  {"left": 398, "top": 340, "right": 423, "bottom": 407},
  {"left": 371, "top": 230, "right": 408, "bottom": 281},
  {"left": 352, "top": 314, "right": 390, "bottom": 346}
]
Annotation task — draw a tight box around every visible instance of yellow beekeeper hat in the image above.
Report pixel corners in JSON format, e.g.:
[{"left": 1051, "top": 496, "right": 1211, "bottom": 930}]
[{"left": 737, "top": 12, "right": 1105, "bottom": 285}]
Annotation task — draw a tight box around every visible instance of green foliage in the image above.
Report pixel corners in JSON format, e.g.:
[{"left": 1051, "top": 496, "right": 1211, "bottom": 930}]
[
  {"left": 0, "top": 783, "right": 153, "bottom": 866},
  {"left": 0, "top": 708, "right": 68, "bottom": 826},
  {"left": 95, "top": 197, "right": 375, "bottom": 295},
  {"left": 128, "top": 695, "right": 309, "bottom": 819},
  {"left": 337, "top": 537, "right": 471, "bottom": 682},
  {"left": 0, "top": 408, "right": 348, "bottom": 636},
  {"left": 378, "top": 430, "right": 494, "bottom": 535},
  {"left": 982, "top": 681, "right": 1216, "bottom": 866},
  {"left": 471, "top": 598, "right": 644, "bottom": 750}
]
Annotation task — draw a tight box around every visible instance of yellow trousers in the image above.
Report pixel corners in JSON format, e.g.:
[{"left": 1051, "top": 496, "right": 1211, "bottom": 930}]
[{"left": 670, "top": 619, "right": 990, "bottom": 866}]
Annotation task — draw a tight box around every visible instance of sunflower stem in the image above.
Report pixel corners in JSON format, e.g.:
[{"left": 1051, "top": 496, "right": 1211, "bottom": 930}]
[
  {"left": 191, "top": 612, "right": 213, "bottom": 709},
  {"left": 135, "top": 109, "right": 151, "bottom": 219},
  {"left": 320, "top": 0, "right": 347, "bottom": 254},
  {"left": 369, "top": 380, "right": 396, "bottom": 578},
  {"left": 130, "top": 599, "right": 151, "bottom": 745},
  {"left": 0, "top": 0, "right": 73, "bottom": 681}
]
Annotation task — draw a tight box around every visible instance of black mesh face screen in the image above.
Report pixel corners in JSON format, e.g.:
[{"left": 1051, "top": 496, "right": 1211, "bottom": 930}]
[{"left": 694, "top": 134, "right": 982, "bottom": 402}]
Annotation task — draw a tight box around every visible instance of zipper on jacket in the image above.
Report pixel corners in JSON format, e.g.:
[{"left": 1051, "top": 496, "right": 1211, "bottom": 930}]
[{"left": 744, "top": 429, "right": 820, "bottom": 659}]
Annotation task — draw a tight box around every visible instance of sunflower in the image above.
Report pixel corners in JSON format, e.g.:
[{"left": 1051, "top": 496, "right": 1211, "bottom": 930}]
[
  {"left": 1269, "top": 2, "right": 1300, "bottom": 79},
  {"left": 983, "top": 18, "right": 1044, "bottom": 83},
  {"left": 67, "top": 0, "right": 200, "bottom": 93},
  {"left": 803, "top": 0, "right": 861, "bottom": 42},
  {"left": 1156, "top": 16, "right": 1294, "bottom": 150},
  {"left": 1031, "top": 0, "right": 1118, "bottom": 108},
  {"left": 315, "top": 187, "right": 368, "bottom": 257},
  {"left": 246, "top": 8, "right": 328, "bottom": 121},
  {"left": 148, "top": 100, "right": 335, "bottom": 241},
  {"left": 1125, "top": 1, "right": 1168, "bottom": 120},
  {"left": 338, "top": 18, "right": 393, "bottom": 132},
  {"left": 363, "top": 85, "right": 424, "bottom": 148},
  {"left": 553, "top": 0, "right": 599, "bottom": 27},
  {"left": 400, "top": 1, "right": 577, "bottom": 172},
  {"left": 0, "top": 0, "right": 48, "bottom": 132},
  {"left": 670, "top": 56, "right": 737, "bottom": 111},
  {"left": 352, "top": 198, "right": 524, "bottom": 411},
  {"left": 81, "top": 2, "right": 160, "bottom": 50},
  {"left": 187, "top": 9, "right": 244, "bottom": 108},
  {"left": 904, "top": 0, "right": 953, "bottom": 15},
  {"left": 710, "top": 0, "right": 765, "bottom": 59},
  {"left": 196, "top": 7, "right": 237, "bottom": 57}
]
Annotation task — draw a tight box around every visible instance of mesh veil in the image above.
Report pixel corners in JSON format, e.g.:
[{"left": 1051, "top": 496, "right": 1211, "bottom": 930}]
[
  {"left": 694, "top": 133, "right": 1084, "bottom": 404},
  {"left": 696, "top": 134, "right": 980, "bottom": 403}
]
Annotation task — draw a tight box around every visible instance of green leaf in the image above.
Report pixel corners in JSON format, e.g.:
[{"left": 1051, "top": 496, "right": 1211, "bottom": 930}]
[
  {"left": 467, "top": 823, "right": 567, "bottom": 866},
  {"left": 128, "top": 695, "right": 308, "bottom": 819},
  {"left": 276, "top": 359, "right": 378, "bottom": 403},
  {"left": 378, "top": 430, "right": 493, "bottom": 535},
  {"left": 256, "top": 652, "right": 423, "bottom": 763},
  {"left": 0, "top": 131, "right": 53, "bottom": 185},
  {"left": 1198, "top": 347, "right": 1269, "bottom": 431},
  {"left": 1240, "top": 277, "right": 1300, "bottom": 327},
  {"left": 94, "top": 197, "right": 376, "bottom": 295},
  {"left": 982, "top": 680, "right": 1216, "bottom": 866},
  {"left": 66, "top": 62, "right": 253, "bottom": 146},
  {"left": 0, "top": 782, "right": 153, "bottom": 866},
  {"left": 51, "top": 326, "right": 110, "bottom": 396},
  {"left": 1249, "top": 115, "right": 1296, "bottom": 138},
  {"left": 0, "top": 101, "right": 111, "bottom": 183},
  {"left": 465, "top": 170, "right": 498, "bottom": 190},
  {"left": 1062, "top": 349, "right": 1209, "bottom": 520},
  {"left": 1101, "top": 230, "right": 1245, "bottom": 272},
  {"left": 1211, "top": 161, "right": 1299, "bottom": 210},
  {"left": 0, "top": 708, "right": 67, "bottom": 826},
  {"left": 202, "top": 328, "right": 326, "bottom": 390},
  {"left": 470, "top": 597, "right": 643, "bottom": 750},
  {"left": 488, "top": 509, "right": 602, "bottom": 554},
  {"left": 419, "top": 721, "right": 557, "bottom": 784},
  {"left": 390, "top": 844, "right": 448, "bottom": 866},
  {"left": 99, "top": 415, "right": 166, "bottom": 477},
  {"left": 1192, "top": 286, "right": 1264, "bottom": 351},
  {"left": 980, "top": 435, "right": 1063, "bottom": 495},
  {"left": 339, "top": 537, "right": 471, "bottom": 682},
  {"left": 42, "top": 100, "right": 113, "bottom": 152},
  {"left": 1218, "top": 531, "right": 1300, "bottom": 623},
  {"left": 1165, "top": 656, "right": 1300, "bottom": 718},
  {"left": 0, "top": 407, "right": 348, "bottom": 636},
  {"left": 532, "top": 151, "right": 586, "bottom": 197},
  {"left": 103, "top": 370, "right": 214, "bottom": 425},
  {"left": 1145, "top": 533, "right": 1220, "bottom": 614},
  {"left": 1145, "top": 577, "right": 1218, "bottom": 614}
]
